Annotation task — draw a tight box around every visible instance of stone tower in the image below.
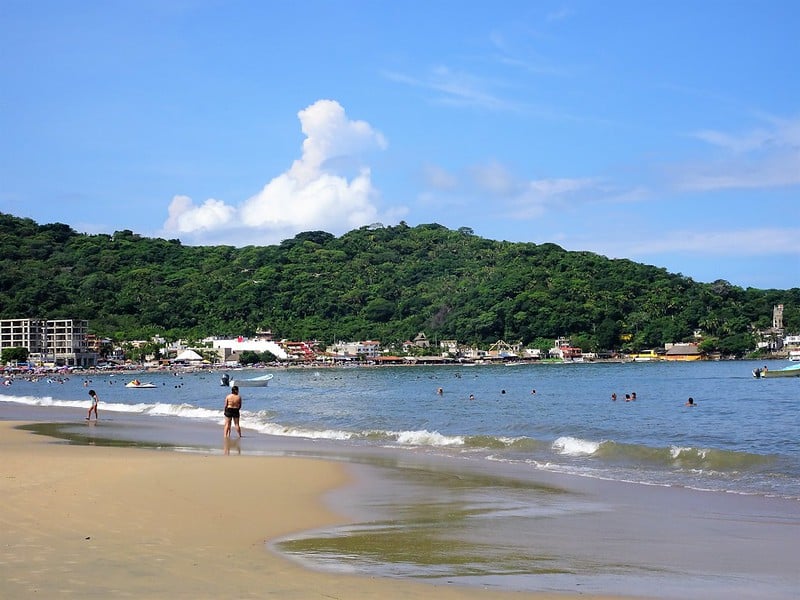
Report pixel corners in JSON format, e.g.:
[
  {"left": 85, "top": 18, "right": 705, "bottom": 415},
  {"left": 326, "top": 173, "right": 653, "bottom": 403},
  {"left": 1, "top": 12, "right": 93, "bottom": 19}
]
[{"left": 773, "top": 304, "right": 784, "bottom": 330}]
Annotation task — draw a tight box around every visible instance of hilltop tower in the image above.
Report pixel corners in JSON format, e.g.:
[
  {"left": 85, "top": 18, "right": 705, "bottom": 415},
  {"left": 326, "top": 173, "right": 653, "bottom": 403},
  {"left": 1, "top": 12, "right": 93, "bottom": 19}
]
[{"left": 773, "top": 304, "right": 784, "bottom": 330}]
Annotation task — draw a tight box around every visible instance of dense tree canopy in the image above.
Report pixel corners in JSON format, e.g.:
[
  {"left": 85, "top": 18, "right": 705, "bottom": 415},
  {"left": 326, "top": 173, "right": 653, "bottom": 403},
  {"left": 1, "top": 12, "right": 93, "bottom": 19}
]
[{"left": 1, "top": 212, "right": 797, "bottom": 352}]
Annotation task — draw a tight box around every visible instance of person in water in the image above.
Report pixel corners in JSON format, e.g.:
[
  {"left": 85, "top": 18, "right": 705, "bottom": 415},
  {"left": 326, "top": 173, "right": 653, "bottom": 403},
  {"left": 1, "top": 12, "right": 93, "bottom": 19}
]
[
  {"left": 86, "top": 389, "right": 99, "bottom": 420},
  {"left": 223, "top": 385, "right": 243, "bottom": 438},
  {"left": 686, "top": 397, "right": 696, "bottom": 407}
]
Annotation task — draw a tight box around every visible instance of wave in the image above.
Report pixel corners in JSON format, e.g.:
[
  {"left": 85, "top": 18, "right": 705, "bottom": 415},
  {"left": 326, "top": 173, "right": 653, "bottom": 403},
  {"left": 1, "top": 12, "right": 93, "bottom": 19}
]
[
  {"left": 594, "top": 440, "right": 775, "bottom": 471},
  {"left": 549, "top": 434, "right": 776, "bottom": 472},
  {"left": 1, "top": 394, "right": 778, "bottom": 474},
  {"left": 245, "top": 415, "right": 354, "bottom": 441},
  {"left": 377, "top": 429, "right": 466, "bottom": 447},
  {"left": 1, "top": 393, "right": 221, "bottom": 420},
  {"left": 552, "top": 436, "right": 601, "bottom": 456}
]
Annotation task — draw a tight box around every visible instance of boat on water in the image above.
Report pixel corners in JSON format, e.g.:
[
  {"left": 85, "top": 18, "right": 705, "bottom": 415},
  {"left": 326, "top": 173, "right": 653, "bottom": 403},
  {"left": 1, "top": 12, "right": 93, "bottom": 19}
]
[
  {"left": 125, "top": 380, "right": 157, "bottom": 388},
  {"left": 753, "top": 363, "right": 800, "bottom": 378},
  {"left": 229, "top": 373, "right": 274, "bottom": 388}
]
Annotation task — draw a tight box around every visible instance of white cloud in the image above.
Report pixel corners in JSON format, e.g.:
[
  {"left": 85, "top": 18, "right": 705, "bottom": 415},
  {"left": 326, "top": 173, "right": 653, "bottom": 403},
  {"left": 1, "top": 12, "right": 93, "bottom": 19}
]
[
  {"left": 506, "top": 176, "right": 600, "bottom": 219},
  {"left": 678, "top": 154, "right": 800, "bottom": 191},
  {"left": 162, "top": 99, "right": 396, "bottom": 245},
  {"left": 382, "top": 67, "right": 519, "bottom": 112},
  {"left": 621, "top": 228, "right": 800, "bottom": 258},
  {"left": 420, "top": 157, "right": 613, "bottom": 221},
  {"left": 679, "top": 116, "right": 800, "bottom": 191},
  {"left": 164, "top": 195, "right": 235, "bottom": 233},
  {"left": 527, "top": 177, "right": 595, "bottom": 197},
  {"left": 421, "top": 164, "right": 458, "bottom": 191},
  {"left": 546, "top": 7, "right": 575, "bottom": 22},
  {"left": 470, "top": 161, "right": 519, "bottom": 196}
]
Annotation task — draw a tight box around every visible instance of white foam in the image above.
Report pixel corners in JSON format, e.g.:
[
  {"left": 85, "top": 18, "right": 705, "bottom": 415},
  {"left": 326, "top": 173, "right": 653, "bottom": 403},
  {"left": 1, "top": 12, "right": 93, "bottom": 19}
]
[
  {"left": 0, "top": 393, "right": 222, "bottom": 420},
  {"left": 245, "top": 419, "right": 354, "bottom": 440},
  {"left": 670, "top": 445, "right": 708, "bottom": 459},
  {"left": 552, "top": 436, "right": 601, "bottom": 456},
  {"left": 393, "top": 429, "right": 465, "bottom": 447}
]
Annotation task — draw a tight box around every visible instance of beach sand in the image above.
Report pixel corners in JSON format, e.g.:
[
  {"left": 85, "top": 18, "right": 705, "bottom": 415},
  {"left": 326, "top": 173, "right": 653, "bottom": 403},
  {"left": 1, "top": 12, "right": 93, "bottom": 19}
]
[{"left": 0, "top": 422, "right": 626, "bottom": 600}]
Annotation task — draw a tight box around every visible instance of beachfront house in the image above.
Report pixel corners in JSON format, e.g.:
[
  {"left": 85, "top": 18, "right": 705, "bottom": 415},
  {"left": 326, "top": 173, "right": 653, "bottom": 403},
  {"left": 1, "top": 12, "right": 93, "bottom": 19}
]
[
  {"left": 330, "top": 340, "right": 382, "bottom": 360},
  {"left": 663, "top": 343, "right": 703, "bottom": 361}
]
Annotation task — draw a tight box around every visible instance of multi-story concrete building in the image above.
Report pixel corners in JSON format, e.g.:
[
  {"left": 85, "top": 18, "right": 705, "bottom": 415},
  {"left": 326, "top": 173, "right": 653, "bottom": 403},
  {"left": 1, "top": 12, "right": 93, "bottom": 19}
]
[
  {"left": 0, "top": 318, "right": 97, "bottom": 367},
  {"left": 331, "top": 340, "right": 381, "bottom": 359}
]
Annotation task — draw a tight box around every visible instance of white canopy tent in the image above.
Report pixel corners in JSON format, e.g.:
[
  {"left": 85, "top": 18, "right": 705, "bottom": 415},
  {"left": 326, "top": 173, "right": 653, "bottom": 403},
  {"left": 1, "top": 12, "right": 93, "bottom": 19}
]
[{"left": 174, "top": 349, "right": 204, "bottom": 362}]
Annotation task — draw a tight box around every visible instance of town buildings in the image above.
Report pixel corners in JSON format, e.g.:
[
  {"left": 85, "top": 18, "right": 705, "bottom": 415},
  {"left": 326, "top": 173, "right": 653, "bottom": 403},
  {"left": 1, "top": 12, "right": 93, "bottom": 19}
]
[
  {"left": 0, "top": 318, "right": 97, "bottom": 367},
  {"left": 3, "top": 303, "right": 796, "bottom": 367}
]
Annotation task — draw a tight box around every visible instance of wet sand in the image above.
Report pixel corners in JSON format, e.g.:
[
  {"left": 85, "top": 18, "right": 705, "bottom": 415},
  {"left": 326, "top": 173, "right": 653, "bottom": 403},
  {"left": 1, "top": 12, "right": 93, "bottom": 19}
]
[
  {"left": 2, "top": 406, "right": 798, "bottom": 599},
  {"left": 1, "top": 421, "right": 627, "bottom": 599}
]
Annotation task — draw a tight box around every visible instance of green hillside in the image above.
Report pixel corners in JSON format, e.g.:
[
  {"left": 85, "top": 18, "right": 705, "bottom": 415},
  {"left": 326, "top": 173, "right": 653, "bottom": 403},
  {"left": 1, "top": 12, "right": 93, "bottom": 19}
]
[{"left": 1, "top": 212, "right": 796, "bottom": 354}]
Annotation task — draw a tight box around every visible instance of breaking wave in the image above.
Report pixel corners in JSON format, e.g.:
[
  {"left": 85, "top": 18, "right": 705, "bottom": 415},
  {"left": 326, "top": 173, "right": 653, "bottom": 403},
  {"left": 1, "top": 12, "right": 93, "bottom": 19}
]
[{"left": 0, "top": 394, "right": 778, "bottom": 475}]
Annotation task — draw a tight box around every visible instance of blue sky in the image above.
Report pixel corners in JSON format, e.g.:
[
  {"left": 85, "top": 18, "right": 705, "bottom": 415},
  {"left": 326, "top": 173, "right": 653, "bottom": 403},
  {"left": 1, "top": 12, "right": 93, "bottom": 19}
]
[{"left": 1, "top": 1, "right": 798, "bottom": 290}]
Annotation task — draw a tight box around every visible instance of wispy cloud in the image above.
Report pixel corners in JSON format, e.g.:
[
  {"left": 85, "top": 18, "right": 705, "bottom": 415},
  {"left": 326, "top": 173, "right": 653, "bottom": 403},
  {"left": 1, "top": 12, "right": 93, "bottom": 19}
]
[
  {"left": 382, "top": 67, "right": 520, "bottom": 112},
  {"left": 420, "top": 157, "right": 617, "bottom": 221},
  {"left": 677, "top": 115, "right": 800, "bottom": 191},
  {"left": 628, "top": 227, "right": 800, "bottom": 257},
  {"left": 421, "top": 164, "right": 459, "bottom": 191},
  {"left": 487, "top": 30, "right": 568, "bottom": 77},
  {"left": 507, "top": 176, "right": 601, "bottom": 219},
  {"left": 546, "top": 7, "right": 575, "bottom": 22}
]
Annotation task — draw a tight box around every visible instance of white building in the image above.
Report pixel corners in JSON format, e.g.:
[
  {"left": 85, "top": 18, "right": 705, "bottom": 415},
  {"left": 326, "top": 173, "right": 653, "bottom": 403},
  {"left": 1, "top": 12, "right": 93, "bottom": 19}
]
[
  {"left": 331, "top": 340, "right": 381, "bottom": 359},
  {"left": 439, "top": 339, "right": 459, "bottom": 356},
  {"left": 211, "top": 338, "right": 289, "bottom": 361},
  {"left": 0, "top": 317, "right": 97, "bottom": 367}
]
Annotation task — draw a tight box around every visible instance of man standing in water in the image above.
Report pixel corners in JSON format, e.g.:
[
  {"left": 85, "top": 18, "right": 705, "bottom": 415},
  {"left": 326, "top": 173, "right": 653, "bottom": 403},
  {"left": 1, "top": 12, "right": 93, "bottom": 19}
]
[{"left": 223, "top": 385, "right": 242, "bottom": 438}]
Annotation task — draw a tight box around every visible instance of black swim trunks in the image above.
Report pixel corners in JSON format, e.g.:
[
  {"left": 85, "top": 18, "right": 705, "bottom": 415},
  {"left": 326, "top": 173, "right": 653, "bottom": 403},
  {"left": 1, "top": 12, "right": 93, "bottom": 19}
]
[{"left": 224, "top": 407, "right": 240, "bottom": 419}]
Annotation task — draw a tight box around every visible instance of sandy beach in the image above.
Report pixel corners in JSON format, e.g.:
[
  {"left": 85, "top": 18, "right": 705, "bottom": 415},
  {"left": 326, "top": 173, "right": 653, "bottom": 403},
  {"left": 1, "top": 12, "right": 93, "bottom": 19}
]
[{"left": 1, "top": 421, "right": 629, "bottom": 600}]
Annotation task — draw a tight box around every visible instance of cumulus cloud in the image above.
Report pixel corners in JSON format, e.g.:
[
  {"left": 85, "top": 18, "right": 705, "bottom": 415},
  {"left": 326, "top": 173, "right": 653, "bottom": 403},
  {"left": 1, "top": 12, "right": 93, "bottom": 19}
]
[
  {"left": 162, "top": 100, "right": 396, "bottom": 245},
  {"left": 164, "top": 195, "right": 235, "bottom": 233}
]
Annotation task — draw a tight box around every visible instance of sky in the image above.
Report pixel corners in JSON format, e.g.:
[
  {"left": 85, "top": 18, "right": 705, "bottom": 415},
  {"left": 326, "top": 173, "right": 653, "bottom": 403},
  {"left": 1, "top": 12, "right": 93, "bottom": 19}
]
[{"left": 1, "top": 1, "right": 798, "bottom": 290}]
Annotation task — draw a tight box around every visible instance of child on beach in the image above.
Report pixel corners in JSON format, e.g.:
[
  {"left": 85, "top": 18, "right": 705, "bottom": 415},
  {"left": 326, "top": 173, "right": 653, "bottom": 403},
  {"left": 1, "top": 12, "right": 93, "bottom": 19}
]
[{"left": 86, "top": 390, "right": 99, "bottom": 420}]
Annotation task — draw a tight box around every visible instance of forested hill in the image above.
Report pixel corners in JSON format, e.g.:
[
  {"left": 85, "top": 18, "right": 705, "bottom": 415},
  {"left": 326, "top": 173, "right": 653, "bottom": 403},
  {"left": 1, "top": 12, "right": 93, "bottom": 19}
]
[{"left": 1, "top": 212, "right": 797, "bottom": 353}]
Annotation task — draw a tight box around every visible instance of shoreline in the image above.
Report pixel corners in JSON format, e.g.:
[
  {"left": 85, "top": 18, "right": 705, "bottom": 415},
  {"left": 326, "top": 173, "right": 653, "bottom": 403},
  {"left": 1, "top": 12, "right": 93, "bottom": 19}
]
[
  {"left": 0, "top": 418, "right": 631, "bottom": 600},
  {"left": 2, "top": 354, "right": 794, "bottom": 380},
  {"left": 3, "top": 405, "right": 799, "bottom": 598}
]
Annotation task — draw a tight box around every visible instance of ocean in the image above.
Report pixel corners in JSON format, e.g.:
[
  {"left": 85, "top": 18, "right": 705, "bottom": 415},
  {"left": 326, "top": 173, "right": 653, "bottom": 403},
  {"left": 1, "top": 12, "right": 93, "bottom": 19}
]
[
  {"left": 2, "top": 359, "right": 799, "bottom": 598},
  {"left": 4, "top": 359, "right": 797, "bottom": 499}
]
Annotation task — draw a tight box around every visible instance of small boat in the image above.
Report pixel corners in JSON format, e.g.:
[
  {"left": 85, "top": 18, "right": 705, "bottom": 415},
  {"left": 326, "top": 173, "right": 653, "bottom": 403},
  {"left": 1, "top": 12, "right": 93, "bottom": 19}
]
[
  {"left": 125, "top": 380, "right": 157, "bottom": 388},
  {"left": 753, "top": 363, "right": 800, "bottom": 378},
  {"left": 229, "top": 373, "right": 274, "bottom": 387}
]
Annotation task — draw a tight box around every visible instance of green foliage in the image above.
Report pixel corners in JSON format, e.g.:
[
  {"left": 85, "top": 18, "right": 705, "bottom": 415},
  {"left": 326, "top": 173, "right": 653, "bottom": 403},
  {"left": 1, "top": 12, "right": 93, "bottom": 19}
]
[
  {"left": 2, "top": 346, "right": 29, "bottom": 364},
  {"left": 0, "top": 212, "right": 797, "bottom": 352},
  {"left": 238, "top": 350, "right": 276, "bottom": 365}
]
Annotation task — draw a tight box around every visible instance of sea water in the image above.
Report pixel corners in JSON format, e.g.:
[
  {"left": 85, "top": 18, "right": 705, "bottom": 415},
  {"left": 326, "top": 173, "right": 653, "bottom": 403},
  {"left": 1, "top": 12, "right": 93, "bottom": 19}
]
[{"left": 3, "top": 360, "right": 798, "bottom": 499}]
